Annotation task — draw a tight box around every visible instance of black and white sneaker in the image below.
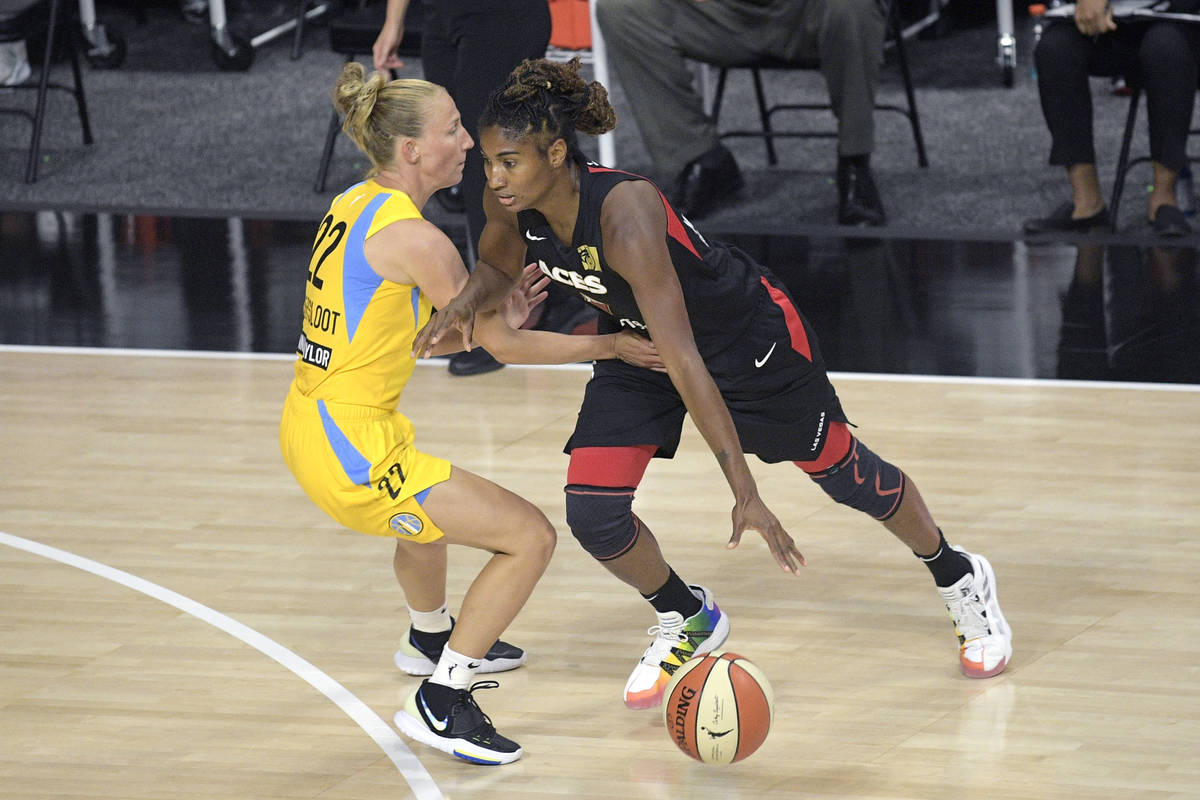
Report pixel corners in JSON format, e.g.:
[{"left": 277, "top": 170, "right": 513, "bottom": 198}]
[
  {"left": 393, "top": 619, "right": 526, "bottom": 675},
  {"left": 394, "top": 680, "right": 522, "bottom": 765}
]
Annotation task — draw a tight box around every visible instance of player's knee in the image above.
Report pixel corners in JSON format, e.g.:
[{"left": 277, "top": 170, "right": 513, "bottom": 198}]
[
  {"left": 564, "top": 484, "right": 639, "bottom": 561},
  {"left": 807, "top": 438, "right": 906, "bottom": 521},
  {"left": 530, "top": 514, "right": 558, "bottom": 568}
]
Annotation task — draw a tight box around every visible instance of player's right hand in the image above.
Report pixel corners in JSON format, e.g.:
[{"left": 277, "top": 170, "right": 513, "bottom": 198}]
[
  {"left": 413, "top": 295, "right": 478, "bottom": 357},
  {"left": 727, "top": 493, "right": 806, "bottom": 575}
]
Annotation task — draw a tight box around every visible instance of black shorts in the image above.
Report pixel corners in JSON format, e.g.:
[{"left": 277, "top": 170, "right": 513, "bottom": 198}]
[{"left": 566, "top": 286, "right": 849, "bottom": 464}]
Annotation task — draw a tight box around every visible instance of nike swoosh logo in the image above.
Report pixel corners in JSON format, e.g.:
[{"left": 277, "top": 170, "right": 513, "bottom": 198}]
[
  {"left": 419, "top": 692, "right": 449, "bottom": 732},
  {"left": 754, "top": 342, "right": 777, "bottom": 368},
  {"left": 524, "top": 230, "right": 546, "bottom": 241}
]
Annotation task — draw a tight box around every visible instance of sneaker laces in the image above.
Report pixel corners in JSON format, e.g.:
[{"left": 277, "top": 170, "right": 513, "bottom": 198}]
[
  {"left": 639, "top": 613, "right": 686, "bottom": 666},
  {"left": 945, "top": 587, "right": 990, "bottom": 641},
  {"left": 450, "top": 680, "right": 501, "bottom": 739}
]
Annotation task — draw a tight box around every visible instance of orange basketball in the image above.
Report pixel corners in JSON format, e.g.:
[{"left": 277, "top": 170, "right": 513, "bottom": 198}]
[{"left": 663, "top": 652, "right": 774, "bottom": 764}]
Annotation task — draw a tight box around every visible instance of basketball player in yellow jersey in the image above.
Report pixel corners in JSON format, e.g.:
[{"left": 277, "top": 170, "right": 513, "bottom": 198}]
[{"left": 280, "top": 62, "right": 662, "bottom": 766}]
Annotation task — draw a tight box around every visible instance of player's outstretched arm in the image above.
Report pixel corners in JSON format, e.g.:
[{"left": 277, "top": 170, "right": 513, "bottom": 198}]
[
  {"left": 600, "top": 181, "right": 805, "bottom": 574},
  {"left": 412, "top": 260, "right": 515, "bottom": 357},
  {"left": 412, "top": 192, "right": 529, "bottom": 356}
]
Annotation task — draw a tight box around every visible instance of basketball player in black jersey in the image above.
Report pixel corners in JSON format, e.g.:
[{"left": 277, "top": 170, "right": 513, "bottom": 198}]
[{"left": 414, "top": 58, "right": 1013, "bottom": 708}]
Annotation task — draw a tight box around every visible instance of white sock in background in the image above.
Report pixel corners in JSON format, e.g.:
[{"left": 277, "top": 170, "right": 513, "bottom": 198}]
[{"left": 408, "top": 602, "right": 452, "bottom": 633}]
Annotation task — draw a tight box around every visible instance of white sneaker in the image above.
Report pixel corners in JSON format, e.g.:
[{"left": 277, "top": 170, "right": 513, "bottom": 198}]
[
  {"left": 623, "top": 584, "right": 730, "bottom": 709},
  {"left": 0, "top": 42, "right": 31, "bottom": 87},
  {"left": 939, "top": 547, "right": 1012, "bottom": 678}
]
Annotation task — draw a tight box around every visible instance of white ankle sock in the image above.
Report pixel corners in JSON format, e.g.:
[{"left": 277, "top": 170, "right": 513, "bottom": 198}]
[
  {"left": 431, "top": 645, "right": 480, "bottom": 690},
  {"left": 408, "top": 603, "right": 451, "bottom": 634}
]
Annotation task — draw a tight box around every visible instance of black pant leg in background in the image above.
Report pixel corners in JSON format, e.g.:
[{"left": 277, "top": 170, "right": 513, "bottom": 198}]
[
  {"left": 1034, "top": 19, "right": 1199, "bottom": 172},
  {"left": 420, "top": 0, "right": 552, "bottom": 252}
]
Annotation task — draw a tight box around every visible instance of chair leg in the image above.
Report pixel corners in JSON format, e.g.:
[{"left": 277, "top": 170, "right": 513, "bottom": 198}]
[
  {"left": 292, "top": 0, "right": 308, "bottom": 59},
  {"left": 750, "top": 68, "right": 777, "bottom": 166},
  {"left": 315, "top": 108, "right": 342, "bottom": 193},
  {"left": 712, "top": 68, "right": 729, "bottom": 128},
  {"left": 1110, "top": 85, "right": 1142, "bottom": 234},
  {"left": 890, "top": 5, "right": 928, "bottom": 168},
  {"left": 26, "top": 0, "right": 62, "bottom": 182},
  {"left": 68, "top": 39, "right": 94, "bottom": 145}
]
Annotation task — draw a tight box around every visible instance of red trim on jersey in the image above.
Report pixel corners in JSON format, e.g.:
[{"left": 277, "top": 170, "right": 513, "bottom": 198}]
[
  {"left": 587, "top": 165, "right": 701, "bottom": 259},
  {"left": 760, "top": 276, "right": 812, "bottom": 361},
  {"left": 794, "top": 421, "right": 852, "bottom": 473},
  {"left": 567, "top": 444, "right": 657, "bottom": 487}
]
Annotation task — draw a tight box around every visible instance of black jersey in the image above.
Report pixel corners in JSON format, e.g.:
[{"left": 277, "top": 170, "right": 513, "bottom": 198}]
[
  {"left": 516, "top": 155, "right": 762, "bottom": 358},
  {"left": 525, "top": 156, "right": 847, "bottom": 463}
]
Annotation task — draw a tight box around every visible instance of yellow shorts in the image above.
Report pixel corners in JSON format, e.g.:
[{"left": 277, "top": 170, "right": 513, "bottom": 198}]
[{"left": 280, "top": 385, "right": 452, "bottom": 542}]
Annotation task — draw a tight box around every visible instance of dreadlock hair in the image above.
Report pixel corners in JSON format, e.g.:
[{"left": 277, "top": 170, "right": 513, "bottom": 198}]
[{"left": 480, "top": 57, "right": 616, "bottom": 157}]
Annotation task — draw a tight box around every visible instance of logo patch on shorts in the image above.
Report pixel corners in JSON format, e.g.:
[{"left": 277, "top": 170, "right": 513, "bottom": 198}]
[{"left": 389, "top": 513, "right": 424, "bottom": 537}]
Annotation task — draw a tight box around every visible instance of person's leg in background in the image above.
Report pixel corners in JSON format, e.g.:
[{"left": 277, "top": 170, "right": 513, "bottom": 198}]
[
  {"left": 422, "top": 0, "right": 555, "bottom": 375},
  {"left": 800, "top": 0, "right": 886, "bottom": 226},
  {"left": 1139, "top": 20, "right": 1199, "bottom": 235},
  {"left": 1023, "top": 21, "right": 1113, "bottom": 233},
  {"left": 595, "top": 0, "right": 759, "bottom": 220}
]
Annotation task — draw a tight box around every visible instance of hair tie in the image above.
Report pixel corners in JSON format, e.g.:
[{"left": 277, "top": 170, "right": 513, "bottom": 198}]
[{"left": 545, "top": 80, "right": 551, "bottom": 89}]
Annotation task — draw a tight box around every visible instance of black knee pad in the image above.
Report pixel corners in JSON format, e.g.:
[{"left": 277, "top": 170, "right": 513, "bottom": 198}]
[
  {"left": 808, "top": 438, "right": 906, "bottom": 520},
  {"left": 564, "top": 484, "right": 640, "bottom": 561}
]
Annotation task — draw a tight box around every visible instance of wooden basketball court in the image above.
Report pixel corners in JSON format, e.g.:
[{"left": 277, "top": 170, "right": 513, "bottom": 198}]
[{"left": 2, "top": 348, "right": 1197, "bottom": 799}]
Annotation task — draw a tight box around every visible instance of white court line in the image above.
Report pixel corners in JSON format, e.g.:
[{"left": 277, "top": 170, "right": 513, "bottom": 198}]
[
  {"left": 0, "top": 530, "right": 444, "bottom": 800},
  {"left": 3, "top": 343, "right": 1199, "bottom": 391}
]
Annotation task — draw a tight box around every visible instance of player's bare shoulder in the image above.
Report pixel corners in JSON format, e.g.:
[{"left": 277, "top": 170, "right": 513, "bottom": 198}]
[{"left": 601, "top": 177, "right": 667, "bottom": 245}]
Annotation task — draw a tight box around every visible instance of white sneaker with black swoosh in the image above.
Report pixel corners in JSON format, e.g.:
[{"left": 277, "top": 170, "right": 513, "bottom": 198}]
[{"left": 394, "top": 679, "right": 522, "bottom": 765}]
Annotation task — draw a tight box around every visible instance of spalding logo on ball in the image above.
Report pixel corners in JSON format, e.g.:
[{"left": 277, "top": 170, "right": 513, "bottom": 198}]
[{"left": 663, "top": 652, "right": 774, "bottom": 764}]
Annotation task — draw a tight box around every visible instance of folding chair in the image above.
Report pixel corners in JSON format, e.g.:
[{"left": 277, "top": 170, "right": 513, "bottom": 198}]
[
  {"left": 0, "top": 0, "right": 92, "bottom": 182},
  {"left": 710, "top": 0, "right": 927, "bottom": 168}
]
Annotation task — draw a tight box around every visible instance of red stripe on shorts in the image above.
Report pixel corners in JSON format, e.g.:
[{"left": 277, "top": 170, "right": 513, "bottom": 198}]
[
  {"left": 760, "top": 276, "right": 812, "bottom": 361},
  {"left": 794, "top": 420, "right": 852, "bottom": 474},
  {"left": 567, "top": 445, "right": 657, "bottom": 487}
]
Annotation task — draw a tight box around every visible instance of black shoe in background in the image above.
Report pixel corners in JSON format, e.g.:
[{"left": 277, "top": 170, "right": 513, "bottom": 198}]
[
  {"left": 1022, "top": 201, "right": 1110, "bottom": 234},
  {"left": 1151, "top": 204, "right": 1192, "bottom": 236},
  {"left": 448, "top": 347, "right": 503, "bottom": 376},
  {"left": 836, "top": 156, "right": 886, "bottom": 227},
  {"left": 672, "top": 145, "right": 744, "bottom": 220}
]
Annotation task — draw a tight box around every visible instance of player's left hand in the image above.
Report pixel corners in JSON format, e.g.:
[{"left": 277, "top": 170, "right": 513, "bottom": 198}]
[
  {"left": 500, "top": 263, "right": 550, "bottom": 329},
  {"left": 727, "top": 493, "right": 806, "bottom": 575},
  {"left": 614, "top": 331, "right": 666, "bottom": 370}
]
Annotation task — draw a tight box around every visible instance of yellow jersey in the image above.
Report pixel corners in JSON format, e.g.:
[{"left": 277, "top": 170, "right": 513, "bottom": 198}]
[
  {"left": 281, "top": 180, "right": 451, "bottom": 542},
  {"left": 291, "top": 179, "right": 432, "bottom": 411}
]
